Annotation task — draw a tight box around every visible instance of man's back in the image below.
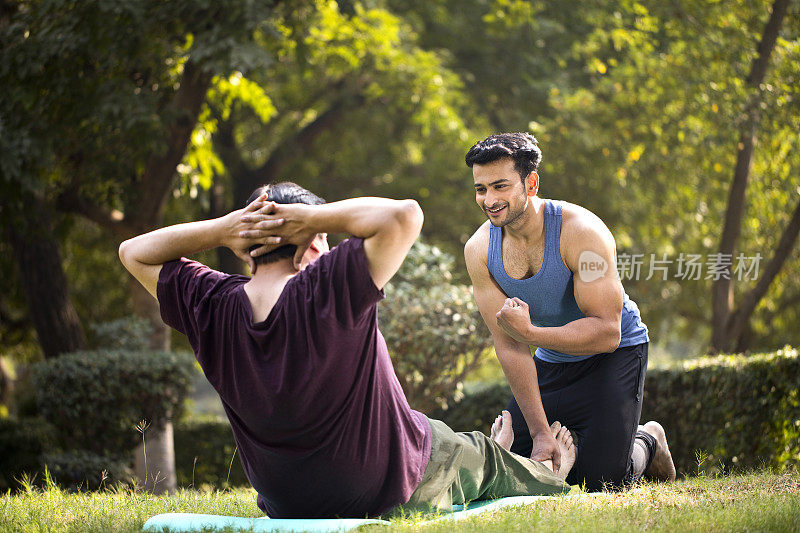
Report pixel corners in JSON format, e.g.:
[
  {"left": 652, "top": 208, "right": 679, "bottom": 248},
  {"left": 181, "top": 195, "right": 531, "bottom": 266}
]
[{"left": 157, "top": 238, "right": 430, "bottom": 518}]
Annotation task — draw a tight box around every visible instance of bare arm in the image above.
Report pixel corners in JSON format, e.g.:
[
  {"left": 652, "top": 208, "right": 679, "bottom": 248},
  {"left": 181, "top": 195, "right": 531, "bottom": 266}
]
[
  {"left": 496, "top": 219, "right": 623, "bottom": 355},
  {"left": 118, "top": 194, "right": 282, "bottom": 298},
  {"left": 465, "top": 231, "right": 562, "bottom": 471},
  {"left": 241, "top": 197, "right": 423, "bottom": 290}
]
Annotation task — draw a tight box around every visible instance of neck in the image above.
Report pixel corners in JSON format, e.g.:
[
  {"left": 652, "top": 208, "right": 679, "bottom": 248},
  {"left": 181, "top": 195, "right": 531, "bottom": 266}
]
[
  {"left": 243, "top": 259, "right": 298, "bottom": 323},
  {"left": 504, "top": 195, "right": 545, "bottom": 243},
  {"left": 248, "top": 259, "right": 298, "bottom": 288}
]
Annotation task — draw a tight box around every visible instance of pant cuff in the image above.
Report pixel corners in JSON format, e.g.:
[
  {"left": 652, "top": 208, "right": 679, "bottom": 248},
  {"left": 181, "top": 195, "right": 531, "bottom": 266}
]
[{"left": 635, "top": 429, "right": 658, "bottom": 477}]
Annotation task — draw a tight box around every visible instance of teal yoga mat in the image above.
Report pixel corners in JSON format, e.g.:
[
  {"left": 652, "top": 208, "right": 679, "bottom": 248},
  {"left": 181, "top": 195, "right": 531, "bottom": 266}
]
[
  {"left": 142, "top": 514, "right": 387, "bottom": 532},
  {"left": 143, "top": 494, "right": 575, "bottom": 532}
]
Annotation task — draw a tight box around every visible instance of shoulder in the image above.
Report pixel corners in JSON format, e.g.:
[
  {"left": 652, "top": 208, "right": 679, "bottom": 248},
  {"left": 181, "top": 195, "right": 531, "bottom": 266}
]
[
  {"left": 464, "top": 221, "right": 492, "bottom": 272},
  {"left": 160, "top": 258, "right": 245, "bottom": 295},
  {"left": 303, "top": 237, "right": 379, "bottom": 292},
  {"left": 160, "top": 258, "right": 218, "bottom": 285},
  {"left": 319, "top": 237, "right": 365, "bottom": 269},
  {"left": 555, "top": 201, "right": 616, "bottom": 271},
  {"left": 558, "top": 201, "right": 615, "bottom": 248}
]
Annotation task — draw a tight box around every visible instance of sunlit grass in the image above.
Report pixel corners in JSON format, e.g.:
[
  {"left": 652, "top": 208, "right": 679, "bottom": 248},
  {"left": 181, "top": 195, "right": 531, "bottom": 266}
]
[{"left": 1, "top": 470, "right": 798, "bottom": 532}]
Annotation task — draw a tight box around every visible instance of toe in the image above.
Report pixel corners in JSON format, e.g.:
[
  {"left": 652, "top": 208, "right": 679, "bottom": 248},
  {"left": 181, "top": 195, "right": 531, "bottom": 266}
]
[{"left": 550, "top": 420, "right": 562, "bottom": 434}]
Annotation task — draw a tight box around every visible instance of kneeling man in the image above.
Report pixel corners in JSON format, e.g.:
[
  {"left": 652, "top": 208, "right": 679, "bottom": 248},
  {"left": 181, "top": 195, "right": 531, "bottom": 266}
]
[
  {"left": 464, "top": 132, "right": 676, "bottom": 491},
  {"left": 120, "top": 183, "right": 575, "bottom": 518}
]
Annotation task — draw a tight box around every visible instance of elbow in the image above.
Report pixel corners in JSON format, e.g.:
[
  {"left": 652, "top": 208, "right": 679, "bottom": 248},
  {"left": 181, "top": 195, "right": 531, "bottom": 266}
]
[
  {"left": 118, "top": 239, "right": 136, "bottom": 271},
  {"left": 394, "top": 199, "right": 424, "bottom": 237},
  {"left": 118, "top": 240, "right": 130, "bottom": 267},
  {"left": 605, "top": 324, "right": 622, "bottom": 353}
]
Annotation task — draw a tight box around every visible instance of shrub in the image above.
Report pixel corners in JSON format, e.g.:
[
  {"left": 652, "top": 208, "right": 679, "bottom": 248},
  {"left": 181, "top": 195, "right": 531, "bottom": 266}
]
[
  {"left": 640, "top": 346, "right": 800, "bottom": 475},
  {"left": 381, "top": 241, "right": 492, "bottom": 413},
  {"left": 431, "top": 383, "right": 511, "bottom": 435},
  {"left": 438, "top": 347, "right": 800, "bottom": 476},
  {"left": 88, "top": 315, "right": 154, "bottom": 351},
  {"left": 173, "top": 419, "right": 249, "bottom": 488},
  {"left": 0, "top": 417, "right": 55, "bottom": 491},
  {"left": 33, "top": 350, "right": 196, "bottom": 455},
  {"left": 43, "top": 451, "right": 133, "bottom": 491}
]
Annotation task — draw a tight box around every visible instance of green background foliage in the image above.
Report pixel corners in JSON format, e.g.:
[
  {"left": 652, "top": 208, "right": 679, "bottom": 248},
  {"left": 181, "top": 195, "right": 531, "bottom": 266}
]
[
  {"left": 173, "top": 419, "right": 249, "bottom": 489},
  {"left": 640, "top": 346, "right": 800, "bottom": 475},
  {"left": 381, "top": 241, "right": 491, "bottom": 412},
  {"left": 33, "top": 350, "right": 196, "bottom": 454},
  {"left": 1, "top": 0, "right": 797, "bottom": 361}
]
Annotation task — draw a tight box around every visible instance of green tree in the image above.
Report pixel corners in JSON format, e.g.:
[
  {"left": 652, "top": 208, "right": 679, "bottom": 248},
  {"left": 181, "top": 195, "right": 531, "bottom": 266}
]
[
  {"left": 183, "top": 0, "right": 482, "bottom": 274},
  {"left": 552, "top": 0, "right": 800, "bottom": 353},
  {"left": 1, "top": 0, "right": 276, "bottom": 353},
  {"left": 395, "top": 0, "right": 800, "bottom": 354}
]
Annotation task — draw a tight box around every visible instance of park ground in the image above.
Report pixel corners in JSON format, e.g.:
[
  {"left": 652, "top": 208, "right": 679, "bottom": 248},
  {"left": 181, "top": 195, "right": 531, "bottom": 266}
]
[{"left": 0, "top": 469, "right": 798, "bottom": 532}]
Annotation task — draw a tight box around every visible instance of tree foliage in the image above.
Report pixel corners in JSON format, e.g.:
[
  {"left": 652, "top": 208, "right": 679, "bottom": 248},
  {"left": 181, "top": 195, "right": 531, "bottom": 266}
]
[
  {"left": 391, "top": 0, "right": 800, "bottom": 353},
  {"left": 0, "top": 0, "right": 278, "bottom": 353},
  {"left": 1, "top": 0, "right": 798, "bottom": 367},
  {"left": 186, "top": 0, "right": 483, "bottom": 273}
]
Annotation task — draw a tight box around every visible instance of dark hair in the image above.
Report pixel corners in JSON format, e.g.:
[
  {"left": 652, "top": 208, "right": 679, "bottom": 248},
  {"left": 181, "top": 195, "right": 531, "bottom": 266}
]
[
  {"left": 246, "top": 182, "right": 326, "bottom": 265},
  {"left": 464, "top": 132, "right": 542, "bottom": 182}
]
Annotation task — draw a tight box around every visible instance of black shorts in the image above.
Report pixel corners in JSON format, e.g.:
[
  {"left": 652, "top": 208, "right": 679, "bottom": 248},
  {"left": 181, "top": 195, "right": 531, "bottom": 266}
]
[{"left": 506, "top": 342, "right": 648, "bottom": 491}]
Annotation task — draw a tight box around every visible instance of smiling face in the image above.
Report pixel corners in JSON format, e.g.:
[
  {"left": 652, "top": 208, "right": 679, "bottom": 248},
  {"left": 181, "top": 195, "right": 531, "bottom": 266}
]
[{"left": 473, "top": 157, "right": 538, "bottom": 227}]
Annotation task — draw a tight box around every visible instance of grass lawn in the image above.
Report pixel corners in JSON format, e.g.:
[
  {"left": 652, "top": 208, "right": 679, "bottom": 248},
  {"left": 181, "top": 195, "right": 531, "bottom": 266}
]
[{"left": 1, "top": 470, "right": 798, "bottom": 532}]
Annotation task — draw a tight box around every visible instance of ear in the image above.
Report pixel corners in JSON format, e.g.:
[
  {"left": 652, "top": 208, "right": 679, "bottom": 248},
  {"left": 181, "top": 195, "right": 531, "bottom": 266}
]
[{"left": 526, "top": 171, "right": 540, "bottom": 197}]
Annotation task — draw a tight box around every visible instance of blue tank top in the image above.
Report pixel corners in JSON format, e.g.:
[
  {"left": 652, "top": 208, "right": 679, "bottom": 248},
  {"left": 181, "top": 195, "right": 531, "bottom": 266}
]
[{"left": 487, "top": 199, "right": 648, "bottom": 363}]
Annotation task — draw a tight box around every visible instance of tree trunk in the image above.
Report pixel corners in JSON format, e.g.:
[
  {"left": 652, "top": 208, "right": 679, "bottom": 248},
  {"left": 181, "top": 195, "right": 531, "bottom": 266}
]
[
  {"left": 128, "top": 275, "right": 170, "bottom": 351},
  {"left": 729, "top": 197, "right": 800, "bottom": 350},
  {"left": 710, "top": 0, "right": 789, "bottom": 352},
  {"left": 134, "top": 419, "right": 176, "bottom": 494},
  {"left": 6, "top": 195, "right": 86, "bottom": 358},
  {"left": 0, "top": 355, "right": 12, "bottom": 411}
]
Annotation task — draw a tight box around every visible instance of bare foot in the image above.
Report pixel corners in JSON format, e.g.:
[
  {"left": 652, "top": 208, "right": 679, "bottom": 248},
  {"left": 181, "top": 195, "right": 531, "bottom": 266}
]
[
  {"left": 543, "top": 421, "right": 576, "bottom": 481},
  {"left": 641, "top": 421, "right": 676, "bottom": 482},
  {"left": 490, "top": 410, "right": 514, "bottom": 451}
]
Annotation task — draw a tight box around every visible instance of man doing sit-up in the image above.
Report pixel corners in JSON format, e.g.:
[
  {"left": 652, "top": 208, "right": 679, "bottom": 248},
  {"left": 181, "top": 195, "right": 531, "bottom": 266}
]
[{"left": 119, "top": 183, "right": 576, "bottom": 518}]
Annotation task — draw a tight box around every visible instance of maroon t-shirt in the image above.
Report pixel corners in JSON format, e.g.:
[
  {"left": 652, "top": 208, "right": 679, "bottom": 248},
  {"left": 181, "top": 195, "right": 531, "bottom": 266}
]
[{"left": 157, "top": 238, "right": 431, "bottom": 518}]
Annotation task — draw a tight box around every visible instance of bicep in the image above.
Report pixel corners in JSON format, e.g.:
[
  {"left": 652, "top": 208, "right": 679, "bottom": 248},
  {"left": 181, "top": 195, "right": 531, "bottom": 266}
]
[
  {"left": 566, "top": 218, "right": 623, "bottom": 322},
  {"left": 571, "top": 240, "right": 623, "bottom": 322},
  {"left": 574, "top": 274, "right": 623, "bottom": 321}
]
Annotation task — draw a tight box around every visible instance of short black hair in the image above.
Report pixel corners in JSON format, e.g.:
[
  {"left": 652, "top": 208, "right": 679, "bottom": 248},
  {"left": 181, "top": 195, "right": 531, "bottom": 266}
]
[
  {"left": 464, "top": 132, "right": 542, "bottom": 182},
  {"left": 246, "top": 182, "right": 326, "bottom": 265}
]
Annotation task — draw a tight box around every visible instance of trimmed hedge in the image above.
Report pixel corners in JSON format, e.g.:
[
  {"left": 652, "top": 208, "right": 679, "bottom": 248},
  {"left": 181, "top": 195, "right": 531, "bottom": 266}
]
[
  {"left": 435, "top": 347, "right": 800, "bottom": 476},
  {"left": 431, "top": 383, "right": 511, "bottom": 435},
  {"left": 43, "top": 451, "right": 133, "bottom": 491},
  {"left": 0, "top": 417, "right": 52, "bottom": 491},
  {"left": 173, "top": 419, "right": 248, "bottom": 488},
  {"left": 33, "top": 350, "right": 196, "bottom": 455},
  {"left": 639, "top": 347, "right": 799, "bottom": 475},
  {"left": 0, "top": 417, "right": 134, "bottom": 492}
]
